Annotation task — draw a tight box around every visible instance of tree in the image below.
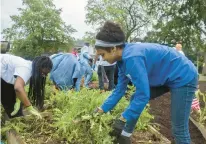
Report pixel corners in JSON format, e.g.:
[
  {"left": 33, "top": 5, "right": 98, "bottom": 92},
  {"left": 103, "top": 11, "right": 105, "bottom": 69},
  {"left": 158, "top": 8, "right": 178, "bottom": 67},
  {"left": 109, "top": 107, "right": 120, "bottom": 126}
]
[
  {"left": 143, "top": 0, "right": 206, "bottom": 70},
  {"left": 85, "top": 0, "right": 151, "bottom": 41},
  {"left": 144, "top": 0, "right": 206, "bottom": 52},
  {"left": 2, "top": 0, "right": 76, "bottom": 58},
  {"left": 82, "top": 31, "right": 96, "bottom": 45}
]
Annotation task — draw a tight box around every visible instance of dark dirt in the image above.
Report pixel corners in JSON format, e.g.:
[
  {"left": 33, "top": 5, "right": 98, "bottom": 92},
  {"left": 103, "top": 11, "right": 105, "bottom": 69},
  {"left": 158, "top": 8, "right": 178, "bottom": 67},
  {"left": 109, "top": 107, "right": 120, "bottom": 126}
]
[
  {"left": 131, "top": 130, "right": 162, "bottom": 144},
  {"left": 149, "top": 90, "right": 206, "bottom": 144},
  {"left": 199, "top": 81, "right": 206, "bottom": 93}
]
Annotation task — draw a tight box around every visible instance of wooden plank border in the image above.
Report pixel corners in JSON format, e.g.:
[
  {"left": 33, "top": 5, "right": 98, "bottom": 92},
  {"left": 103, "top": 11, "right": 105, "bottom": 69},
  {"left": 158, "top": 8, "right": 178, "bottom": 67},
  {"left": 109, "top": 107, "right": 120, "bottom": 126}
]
[
  {"left": 189, "top": 116, "right": 206, "bottom": 140},
  {"left": 148, "top": 125, "right": 171, "bottom": 144}
]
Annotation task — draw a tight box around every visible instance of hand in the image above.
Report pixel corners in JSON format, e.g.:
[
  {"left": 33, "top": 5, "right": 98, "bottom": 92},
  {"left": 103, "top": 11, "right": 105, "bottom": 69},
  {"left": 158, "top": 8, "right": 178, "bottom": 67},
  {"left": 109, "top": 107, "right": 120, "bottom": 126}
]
[
  {"left": 117, "top": 135, "right": 131, "bottom": 144},
  {"left": 25, "top": 106, "right": 42, "bottom": 119},
  {"left": 11, "top": 98, "right": 21, "bottom": 116}
]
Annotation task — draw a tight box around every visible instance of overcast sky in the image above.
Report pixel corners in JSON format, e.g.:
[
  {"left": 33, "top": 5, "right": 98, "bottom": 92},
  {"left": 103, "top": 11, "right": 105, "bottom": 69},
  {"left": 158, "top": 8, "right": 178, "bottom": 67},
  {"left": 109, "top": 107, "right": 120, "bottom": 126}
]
[{"left": 1, "top": 0, "right": 93, "bottom": 40}]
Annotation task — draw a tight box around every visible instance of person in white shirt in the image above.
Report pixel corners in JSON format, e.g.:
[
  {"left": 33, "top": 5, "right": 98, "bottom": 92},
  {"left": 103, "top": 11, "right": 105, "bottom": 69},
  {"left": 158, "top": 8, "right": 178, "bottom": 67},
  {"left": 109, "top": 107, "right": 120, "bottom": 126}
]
[
  {"left": 1, "top": 54, "right": 53, "bottom": 118},
  {"left": 94, "top": 55, "right": 116, "bottom": 90}
]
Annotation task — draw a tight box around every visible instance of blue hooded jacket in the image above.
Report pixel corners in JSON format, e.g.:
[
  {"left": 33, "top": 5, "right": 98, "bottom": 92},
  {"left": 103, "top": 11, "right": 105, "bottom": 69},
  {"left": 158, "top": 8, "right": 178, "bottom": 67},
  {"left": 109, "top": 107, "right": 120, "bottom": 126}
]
[
  {"left": 50, "top": 53, "right": 81, "bottom": 91},
  {"left": 80, "top": 46, "right": 92, "bottom": 66},
  {"left": 101, "top": 43, "right": 198, "bottom": 121}
]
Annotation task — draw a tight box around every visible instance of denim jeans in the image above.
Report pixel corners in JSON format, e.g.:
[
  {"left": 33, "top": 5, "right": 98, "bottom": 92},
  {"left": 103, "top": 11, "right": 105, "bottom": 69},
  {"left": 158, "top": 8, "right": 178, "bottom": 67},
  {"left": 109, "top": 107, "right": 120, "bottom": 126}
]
[
  {"left": 83, "top": 63, "right": 93, "bottom": 87},
  {"left": 123, "top": 76, "right": 198, "bottom": 144},
  {"left": 98, "top": 65, "right": 115, "bottom": 90},
  {"left": 170, "top": 76, "right": 198, "bottom": 144}
]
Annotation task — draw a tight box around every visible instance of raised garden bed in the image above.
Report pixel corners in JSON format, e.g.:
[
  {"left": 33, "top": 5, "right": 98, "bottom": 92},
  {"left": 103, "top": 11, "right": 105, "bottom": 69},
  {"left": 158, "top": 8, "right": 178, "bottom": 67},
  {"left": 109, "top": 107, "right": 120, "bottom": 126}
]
[
  {"left": 190, "top": 116, "right": 206, "bottom": 140},
  {"left": 190, "top": 84, "right": 206, "bottom": 141},
  {"left": 1, "top": 88, "right": 170, "bottom": 144},
  {"left": 4, "top": 124, "right": 170, "bottom": 144},
  {"left": 149, "top": 93, "right": 206, "bottom": 144}
]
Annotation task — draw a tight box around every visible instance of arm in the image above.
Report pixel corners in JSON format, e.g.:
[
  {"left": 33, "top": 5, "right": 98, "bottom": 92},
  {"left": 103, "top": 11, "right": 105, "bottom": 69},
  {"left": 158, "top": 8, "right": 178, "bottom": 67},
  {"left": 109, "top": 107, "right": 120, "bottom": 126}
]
[
  {"left": 122, "top": 56, "right": 150, "bottom": 121},
  {"left": 83, "top": 52, "right": 92, "bottom": 60},
  {"left": 14, "top": 76, "right": 31, "bottom": 107},
  {"left": 101, "top": 64, "right": 130, "bottom": 112},
  {"left": 93, "top": 54, "right": 99, "bottom": 65}
]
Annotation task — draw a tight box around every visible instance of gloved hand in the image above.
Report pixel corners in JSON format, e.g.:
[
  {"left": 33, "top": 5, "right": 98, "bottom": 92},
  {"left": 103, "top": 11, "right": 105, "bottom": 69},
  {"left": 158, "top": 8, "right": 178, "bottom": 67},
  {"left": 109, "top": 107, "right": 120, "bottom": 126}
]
[
  {"left": 111, "top": 117, "right": 126, "bottom": 138},
  {"left": 25, "top": 106, "right": 42, "bottom": 119},
  {"left": 117, "top": 135, "right": 131, "bottom": 144},
  {"left": 11, "top": 98, "right": 21, "bottom": 116}
]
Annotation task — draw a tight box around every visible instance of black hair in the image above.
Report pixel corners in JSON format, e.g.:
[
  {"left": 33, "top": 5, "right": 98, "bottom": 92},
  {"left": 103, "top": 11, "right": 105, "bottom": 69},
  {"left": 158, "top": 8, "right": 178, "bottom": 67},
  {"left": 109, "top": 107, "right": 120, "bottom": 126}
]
[
  {"left": 28, "top": 56, "right": 53, "bottom": 109},
  {"left": 95, "top": 21, "right": 125, "bottom": 51}
]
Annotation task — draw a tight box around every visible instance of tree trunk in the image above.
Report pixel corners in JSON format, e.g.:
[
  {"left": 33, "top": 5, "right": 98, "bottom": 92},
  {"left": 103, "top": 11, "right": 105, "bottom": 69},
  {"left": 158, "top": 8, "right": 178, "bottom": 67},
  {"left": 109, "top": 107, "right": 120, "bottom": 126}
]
[{"left": 202, "top": 52, "right": 206, "bottom": 75}]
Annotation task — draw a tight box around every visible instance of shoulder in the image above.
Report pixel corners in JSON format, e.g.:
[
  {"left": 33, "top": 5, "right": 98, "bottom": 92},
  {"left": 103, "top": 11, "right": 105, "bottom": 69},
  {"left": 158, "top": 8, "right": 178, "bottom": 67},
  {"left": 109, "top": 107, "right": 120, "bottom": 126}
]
[
  {"left": 179, "top": 51, "right": 185, "bottom": 55},
  {"left": 122, "top": 43, "right": 147, "bottom": 60}
]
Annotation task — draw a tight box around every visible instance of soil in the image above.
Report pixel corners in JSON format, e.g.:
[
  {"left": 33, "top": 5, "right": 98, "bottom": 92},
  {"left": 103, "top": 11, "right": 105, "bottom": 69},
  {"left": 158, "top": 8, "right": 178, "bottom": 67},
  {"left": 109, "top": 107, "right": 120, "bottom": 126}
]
[
  {"left": 88, "top": 81, "right": 109, "bottom": 90},
  {"left": 149, "top": 92, "right": 206, "bottom": 144},
  {"left": 131, "top": 130, "right": 162, "bottom": 144},
  {"left": 199, "top": 81, "right": 206, "bottom": 93}
]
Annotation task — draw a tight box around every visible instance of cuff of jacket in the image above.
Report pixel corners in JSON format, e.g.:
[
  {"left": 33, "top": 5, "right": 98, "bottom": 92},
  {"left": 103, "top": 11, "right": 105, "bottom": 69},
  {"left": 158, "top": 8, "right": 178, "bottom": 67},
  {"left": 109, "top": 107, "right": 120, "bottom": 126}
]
[{"left": 121, "top": 130, "right": 132, "bottom": 137}]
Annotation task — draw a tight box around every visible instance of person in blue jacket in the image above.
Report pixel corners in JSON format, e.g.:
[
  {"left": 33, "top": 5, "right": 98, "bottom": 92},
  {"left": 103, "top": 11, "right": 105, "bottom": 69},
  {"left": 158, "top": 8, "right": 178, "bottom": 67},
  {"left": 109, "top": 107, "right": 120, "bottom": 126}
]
[
  {"left": 50, "top": 53, "right": 82, "bottom": 91},
  {"left": 80, "top": 43, "right": 93, "bottom": 88},
  {"left": 94, "top": 21, "right": 198, "bottom": 144}
]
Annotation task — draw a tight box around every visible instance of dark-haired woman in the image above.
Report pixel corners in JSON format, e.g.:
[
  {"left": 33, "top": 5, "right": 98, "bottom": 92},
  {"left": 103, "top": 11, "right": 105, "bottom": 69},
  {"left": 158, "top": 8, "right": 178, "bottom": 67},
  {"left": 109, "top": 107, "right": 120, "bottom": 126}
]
[
  {"left": 1, "top": 54, "right": 53, "bottom": 119},
  {"left": 94, "top": 21, "right": 198, "bottom": 144}
]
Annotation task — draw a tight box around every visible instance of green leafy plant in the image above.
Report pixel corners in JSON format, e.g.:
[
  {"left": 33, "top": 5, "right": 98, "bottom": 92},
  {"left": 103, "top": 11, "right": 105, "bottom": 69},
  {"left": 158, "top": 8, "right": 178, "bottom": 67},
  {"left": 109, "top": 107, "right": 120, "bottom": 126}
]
[
  {"left": 91, "top": 71, "right": 98, "bottom": 81},
  {"left": 195, "top": 89, "right": 206, "bottom": 124},
  {"left": 1, "top": 85, "right": 154, "bottom": 143}
]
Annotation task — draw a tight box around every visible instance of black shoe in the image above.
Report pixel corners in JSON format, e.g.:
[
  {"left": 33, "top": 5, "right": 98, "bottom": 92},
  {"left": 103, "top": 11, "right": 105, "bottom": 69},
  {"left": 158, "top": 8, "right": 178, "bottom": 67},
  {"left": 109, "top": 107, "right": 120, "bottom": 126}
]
[{"left": 117, "top": 135, "right": 131, "bottom": 144}]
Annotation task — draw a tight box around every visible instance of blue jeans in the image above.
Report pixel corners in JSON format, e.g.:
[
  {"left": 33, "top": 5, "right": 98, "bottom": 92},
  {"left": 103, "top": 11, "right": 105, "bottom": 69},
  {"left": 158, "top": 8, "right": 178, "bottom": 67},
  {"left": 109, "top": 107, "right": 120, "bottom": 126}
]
[
  {"left": 82, "top": 63, "right": 93, "bottom": 87},
  {"left": 124, "top": 76, "right": 198, "bottom": 144}
]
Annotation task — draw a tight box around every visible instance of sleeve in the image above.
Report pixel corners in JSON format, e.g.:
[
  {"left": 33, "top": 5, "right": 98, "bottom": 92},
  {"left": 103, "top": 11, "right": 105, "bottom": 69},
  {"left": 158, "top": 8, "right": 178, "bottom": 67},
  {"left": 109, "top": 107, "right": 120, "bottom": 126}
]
[
  {"left": 101, "top": 64, "right": 130, "bottom": 112},
  {"left": 83, "top": 52, "right": 92, "bottom": 60},
  {"left": 72, "top": 62, "right": 81, "bottom": 79},
  {"left": 122, "top": 56, "right": 150, "bottom": 121},
  {"left": 14, "top": 67, "right": 32, "bottom": 84}
]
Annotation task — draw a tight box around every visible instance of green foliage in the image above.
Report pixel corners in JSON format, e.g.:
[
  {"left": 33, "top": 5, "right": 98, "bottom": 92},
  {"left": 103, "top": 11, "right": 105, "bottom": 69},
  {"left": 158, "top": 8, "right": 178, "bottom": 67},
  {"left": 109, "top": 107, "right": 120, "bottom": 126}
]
[
  {"left": 195, "top": 89, "right": 206, "bottom": 124},
  {"left": 144, "top": 0, "right": 206, "bottom": 58},
  {"left": 1, "top": 85, "right": 154, "bottom": 143},
  {"left": 49, "top": 89, "right": 115, "bottom": 143},
  {"left": 91, "top": 71, "right": 98, "bottom": 81},
  {"left": 83, "top": 31, "right": 96, "bottom": 45},
  {"left": 2, "top": 0, "right": 76, "bottom": 58},
  {"left": 85, "top": 0, "right": 151, "bottom": 41}
]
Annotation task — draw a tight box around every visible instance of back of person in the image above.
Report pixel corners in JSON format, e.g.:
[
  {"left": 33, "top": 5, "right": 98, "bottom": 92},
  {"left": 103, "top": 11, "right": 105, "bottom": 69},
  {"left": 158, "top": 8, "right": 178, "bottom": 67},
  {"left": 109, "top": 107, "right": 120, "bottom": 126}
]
[
  {"left": 50, "top": 53, "right": 81, "bottom": 90},
  {"left": 122, "top": 43, "right": 197, "bottom": 88},
  {"left": 1, "top": 54, "right": 32, "bottom": 84}
]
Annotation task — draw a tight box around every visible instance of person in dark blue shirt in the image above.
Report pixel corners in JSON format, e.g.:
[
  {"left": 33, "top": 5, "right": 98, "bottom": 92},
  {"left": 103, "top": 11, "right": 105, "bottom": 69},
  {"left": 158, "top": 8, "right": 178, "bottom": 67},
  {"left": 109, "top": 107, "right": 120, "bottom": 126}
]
[{"left": 94, "top": 21, "right": 198, "bottom": 144}]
